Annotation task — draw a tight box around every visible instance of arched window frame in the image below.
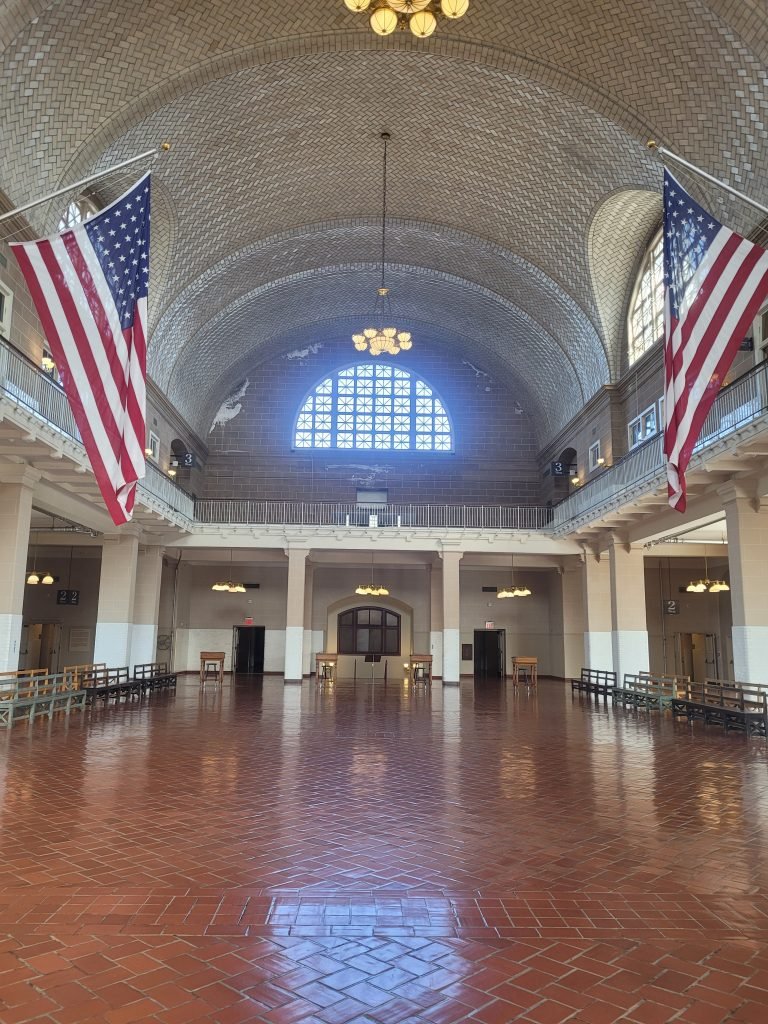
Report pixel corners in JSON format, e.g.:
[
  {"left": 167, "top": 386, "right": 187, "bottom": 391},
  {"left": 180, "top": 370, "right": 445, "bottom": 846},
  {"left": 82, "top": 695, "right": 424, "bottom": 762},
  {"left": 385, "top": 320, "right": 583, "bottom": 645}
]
[
  {"left": 627, "top": 230, "right": 664, "bottom": 367},
  {"left": 337, "top": 607, "right": 401, "bottom": 656},
  {"left": 292, "top": 362, "right": 455, "bottom": 453},
  {"left": 58, "top": 196, "right": 99, "bottom": 231}
]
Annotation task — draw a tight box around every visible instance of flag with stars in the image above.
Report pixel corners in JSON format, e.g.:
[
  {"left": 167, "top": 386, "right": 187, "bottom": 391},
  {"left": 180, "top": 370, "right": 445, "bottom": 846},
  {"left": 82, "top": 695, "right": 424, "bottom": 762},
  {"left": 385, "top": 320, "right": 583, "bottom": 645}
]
[
  {"left": 663, "top": 169, "right": 768, "bottom": 512},
  {"left": 12, "top": 174, "right": 150, "bottom": 525}
]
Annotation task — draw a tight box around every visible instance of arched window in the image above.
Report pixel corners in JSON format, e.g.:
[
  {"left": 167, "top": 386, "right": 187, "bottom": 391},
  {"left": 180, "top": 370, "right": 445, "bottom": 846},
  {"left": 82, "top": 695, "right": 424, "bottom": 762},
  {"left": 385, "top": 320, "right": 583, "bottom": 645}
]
[
  {"left": 294, "top": 363, "right": 453, "bottom": 451},
  {"left": 338, "top": 607, "right": 401, "bottom": 655},
  {"left": 58, "top": 197, "right": 99, "bottom": 231},
  {"left": 628, "top": 231, "right": 664, "bottom": 366}
]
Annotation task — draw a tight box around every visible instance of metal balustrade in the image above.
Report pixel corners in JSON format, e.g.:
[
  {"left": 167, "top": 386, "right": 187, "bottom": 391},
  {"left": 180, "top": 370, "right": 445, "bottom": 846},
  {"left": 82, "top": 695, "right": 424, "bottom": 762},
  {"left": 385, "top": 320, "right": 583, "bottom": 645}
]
[{"left": 193, "top": 500, "right": 553, "bottom": 530}]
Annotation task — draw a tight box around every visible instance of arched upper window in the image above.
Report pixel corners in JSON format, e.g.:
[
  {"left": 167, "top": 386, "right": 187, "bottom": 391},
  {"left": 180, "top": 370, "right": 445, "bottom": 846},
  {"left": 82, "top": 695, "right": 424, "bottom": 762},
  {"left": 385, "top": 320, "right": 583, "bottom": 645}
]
[
  {"left": 338, "top": 607, "right": 401, "bottom": 655},
  {"left": 628, "top": 231, "right": 664, "bottom": 366},
  {"left": 294, "top": 363, "right": 453, "bottom": 451},
  {"left": 58, "top": 197, "right": 99, "bottom": 231}
]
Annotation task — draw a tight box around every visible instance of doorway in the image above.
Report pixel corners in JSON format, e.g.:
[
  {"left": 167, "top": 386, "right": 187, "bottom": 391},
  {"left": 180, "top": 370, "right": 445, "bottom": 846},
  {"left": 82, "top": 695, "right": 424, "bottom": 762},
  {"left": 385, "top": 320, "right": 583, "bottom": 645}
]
[
  {"left": 22, "top": 622, "right": 62, "bottom": 673},
  {"left": 232, "top": 626, "right": 265, "bottom": 674},
  {"left": 473, "top": 629, "right": 506, "bottom": 678},
  {"left": 675, "top": 632, "right": 720, "bottom": 682}
]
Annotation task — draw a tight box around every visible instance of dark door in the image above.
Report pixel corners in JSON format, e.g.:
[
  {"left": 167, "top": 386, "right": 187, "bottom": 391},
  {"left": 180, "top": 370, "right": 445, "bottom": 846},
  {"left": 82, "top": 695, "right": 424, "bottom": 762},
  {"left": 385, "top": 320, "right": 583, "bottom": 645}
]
[
  {"left": 473, "top": 629, "right": 505, "bottom": 678},
  {"left": 233, "top": 626, "right": 265, "bottom": 674}
]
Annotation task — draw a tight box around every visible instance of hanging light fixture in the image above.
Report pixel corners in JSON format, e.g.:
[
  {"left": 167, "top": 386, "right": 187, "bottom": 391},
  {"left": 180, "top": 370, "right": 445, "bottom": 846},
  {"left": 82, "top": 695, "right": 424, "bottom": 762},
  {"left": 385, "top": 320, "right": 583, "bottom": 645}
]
[
  {"left": 355, "top": 552, "right": 390, "bottom": 597},
  {"left": 26, "top": 545, "right": 55, "bottom": 585},
  {"left": 497, "top": 557, "right": 532, "bottom": 598},
  {"left": 212, "top": 551, "right": 246, "bottom": 594},
  {"left": 352, "top": 132, "right": 413, "bottom": 357},
  {"left": 686, "top": 548, "right": 730, "bottom": 594},
  {"left": 343, "top": 0, "right": 469, "bottom": 37}
]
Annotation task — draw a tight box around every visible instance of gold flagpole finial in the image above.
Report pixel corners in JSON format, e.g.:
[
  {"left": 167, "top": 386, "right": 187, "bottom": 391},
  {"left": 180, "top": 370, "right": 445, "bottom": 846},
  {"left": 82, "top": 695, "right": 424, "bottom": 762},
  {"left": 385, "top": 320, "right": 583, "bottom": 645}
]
[{"left": 646, "top": 139, "right": 658, "bottom": 150}]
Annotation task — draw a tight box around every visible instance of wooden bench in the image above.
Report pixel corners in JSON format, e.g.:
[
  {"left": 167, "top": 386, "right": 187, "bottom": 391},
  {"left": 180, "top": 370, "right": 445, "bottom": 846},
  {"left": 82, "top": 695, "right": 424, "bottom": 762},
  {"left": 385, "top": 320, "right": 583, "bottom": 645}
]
[
  {"left": 80, "top": 665, "right": 136, "bottom": 702},
  {"left": 133, "top": 662, "right": 177, "bottom": 692},
  {"left": 63, "top": 663, "right": 106, "bottom": 689},
  {"left": 0, "top": 671, "right": 87, "bottom": 727},
  {"left": 671, "top": 679, "right": 768, "bottom": 736},
  {"left": 613, "top": 672, "right": 689, "bottom": 711},
  {"left": 571, "top": 668, "right": 617, "bottom": 697}
]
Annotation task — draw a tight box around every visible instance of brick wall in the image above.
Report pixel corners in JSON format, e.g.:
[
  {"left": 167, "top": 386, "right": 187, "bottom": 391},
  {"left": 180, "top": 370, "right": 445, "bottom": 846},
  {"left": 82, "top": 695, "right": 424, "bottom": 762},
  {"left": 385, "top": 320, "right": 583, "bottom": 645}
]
[{"left": 203, "top": 343, "right": 542, "bottom": 505}]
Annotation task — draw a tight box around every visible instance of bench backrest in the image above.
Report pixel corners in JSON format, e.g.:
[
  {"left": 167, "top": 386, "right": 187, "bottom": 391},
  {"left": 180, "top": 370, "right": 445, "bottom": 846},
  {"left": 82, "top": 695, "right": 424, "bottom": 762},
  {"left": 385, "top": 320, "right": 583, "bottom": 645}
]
[
  {"left": 622, "top": 673, "right": 688, "bottom": 697},
  {"left": 133, "top": 662, "right": 169, "bottom": 678},
  {"left": 63, "top": 663, "right": 106, "bottom": 689},
  {"left": 683, "top": 679, "right": 768, "bottom": 712},
  {"left": 80, "top": 665, "right": 129, "bottom": 685},
  {"left": 580, "top": 668, "right": 617, "bottom": 685},
  {"left": 1, "top": 673, "right": 69, "bottom": 699}
]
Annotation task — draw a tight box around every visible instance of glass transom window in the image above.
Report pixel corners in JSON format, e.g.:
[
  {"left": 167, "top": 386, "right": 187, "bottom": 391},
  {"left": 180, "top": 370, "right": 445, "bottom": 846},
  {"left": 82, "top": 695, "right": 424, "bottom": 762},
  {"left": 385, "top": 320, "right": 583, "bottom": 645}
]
[
  {"left": 294, "top": 364, "right": 454, "bottom": 451},
  {"left": 628, "top": 232, "right": 664, "bottom": 366}
]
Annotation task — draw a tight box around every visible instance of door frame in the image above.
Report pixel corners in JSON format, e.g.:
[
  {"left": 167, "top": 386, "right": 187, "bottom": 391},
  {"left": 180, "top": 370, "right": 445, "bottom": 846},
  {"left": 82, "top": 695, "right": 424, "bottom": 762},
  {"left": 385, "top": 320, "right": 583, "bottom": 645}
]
[{"left": 473, "top": 628, "right": 506, "bottom": 678}]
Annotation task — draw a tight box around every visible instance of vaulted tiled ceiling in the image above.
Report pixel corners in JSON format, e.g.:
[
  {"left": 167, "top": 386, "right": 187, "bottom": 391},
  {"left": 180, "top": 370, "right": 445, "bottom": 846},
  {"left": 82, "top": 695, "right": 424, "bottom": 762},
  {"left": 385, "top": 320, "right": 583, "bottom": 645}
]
[{"left": 1, "top": 0, "right": 767, "bottom": 438}]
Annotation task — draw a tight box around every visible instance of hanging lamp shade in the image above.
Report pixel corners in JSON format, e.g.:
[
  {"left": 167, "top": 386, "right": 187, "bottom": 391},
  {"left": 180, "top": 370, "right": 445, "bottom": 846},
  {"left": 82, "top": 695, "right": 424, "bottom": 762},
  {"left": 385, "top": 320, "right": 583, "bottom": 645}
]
[
  {"left": 389, "top": 0, "right": 431, "bottom": 11},
  {"left": 26, "top": 571, "right": 40, "bottom": 585},
  {"left": 370, "top": 7, "right": 398, "bottom": 33},
  {"left": 441, "top": 0, "right": 469, "bottom": 17},
  {"left": 409, "top": 10, "right": 436, "bottom": 35},
  {"left": 41, "top": 572, "right": 55, "bottom": 585},
  {"left": 344, "top": 0, "right": 371, "bottom": 10}
]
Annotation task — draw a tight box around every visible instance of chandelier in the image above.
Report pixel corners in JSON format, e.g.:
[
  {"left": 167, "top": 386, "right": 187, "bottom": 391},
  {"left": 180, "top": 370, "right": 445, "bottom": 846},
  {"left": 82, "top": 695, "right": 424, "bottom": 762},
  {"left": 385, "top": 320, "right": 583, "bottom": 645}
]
[
  {"left": 355, "top": 553, "right": 390, "bottom": 596},
  {"left": 352, "top": 132, "right": 413, "bottom": 357},
  {"left": 343, "top": 0, "right": 469, "bottom": 38},
  {"left": 686, "top": 550, "right": 729, "bottom": 593},
  {"left": 497, "top": 558, "right": 532, "bottom": 598},
  {"left": 26, "top": 546, "right": 55, "bottom": 585},
  {"left": 212, "top": 551, "right": 246, "bottom": 593}
]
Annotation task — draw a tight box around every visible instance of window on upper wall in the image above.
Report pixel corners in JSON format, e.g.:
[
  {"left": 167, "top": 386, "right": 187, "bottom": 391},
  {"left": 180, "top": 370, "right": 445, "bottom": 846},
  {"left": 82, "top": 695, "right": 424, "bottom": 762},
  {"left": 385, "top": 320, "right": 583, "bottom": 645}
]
[
  {"left": 0, "top": 280, "right": 13, "bottom": 340},
  {"left": 628, "top": 405, "right": 658, "bottom": 448},
  {"left": 58, "top": 197, "right": 98, "bottom": 231},
  {"left": 628, "top": 231, "right": 664, "bottom": 366},
  {"left": 588, "top": 440, "right": 603, "bottom": 472},
  {"left": 338, "top": 607, "right": 401, "bottom": 655},
  {"left": 294, "top": 363, "right": 454, "bottom": 451}
]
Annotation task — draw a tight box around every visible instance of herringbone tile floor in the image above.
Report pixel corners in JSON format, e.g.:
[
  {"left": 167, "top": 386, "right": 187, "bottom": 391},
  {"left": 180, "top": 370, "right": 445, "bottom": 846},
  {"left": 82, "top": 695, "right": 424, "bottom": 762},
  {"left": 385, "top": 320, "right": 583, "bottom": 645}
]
[{"left": 0, "top": 677, "right": 767, "bottom": 1023}]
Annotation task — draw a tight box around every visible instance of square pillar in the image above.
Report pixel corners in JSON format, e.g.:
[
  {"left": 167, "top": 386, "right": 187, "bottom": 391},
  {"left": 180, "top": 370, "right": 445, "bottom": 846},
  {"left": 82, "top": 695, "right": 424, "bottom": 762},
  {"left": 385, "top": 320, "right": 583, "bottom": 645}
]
[
  {"left": 302, "top": 563, "right": 314, "bottom": 677},
  {"left": 441, "top": 550, "right": 463, "bottom": 684},
  {"left": 285, "top": 548, "right": 309, "bottom": 683},
  {"left": 130, "top": 546, "right": 164, "bottom": 666},
  {"left": 94, "top": 533, "right": 140, "bottom": 666},
  {"left": 723, "top": 491, "right": 768, "bottom": 683},
  {"left": 609, "top": 538, "right": 649, "bottom": 682},
  {"left": 429, "top": 563, "right": 443, "bottom": 678},
  {"left": 557, "top": 564, "right": 585, "bottom": 679},
  {"left": 0, "top": 468, "right": 39, "bottom": 671},
  {"left": 582, "top": 550, "right": 613, "bottom": 671}
]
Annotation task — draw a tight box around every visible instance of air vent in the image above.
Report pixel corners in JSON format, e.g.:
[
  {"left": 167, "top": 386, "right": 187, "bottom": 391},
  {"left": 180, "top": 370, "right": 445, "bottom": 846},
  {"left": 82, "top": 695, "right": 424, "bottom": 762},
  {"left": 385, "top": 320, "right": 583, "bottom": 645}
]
[
  {"left": 244, "top": 583, "right": 261, "bottom": 590},
  {"left": 482, "top": 586, "right": 498, "bottom": 593}
]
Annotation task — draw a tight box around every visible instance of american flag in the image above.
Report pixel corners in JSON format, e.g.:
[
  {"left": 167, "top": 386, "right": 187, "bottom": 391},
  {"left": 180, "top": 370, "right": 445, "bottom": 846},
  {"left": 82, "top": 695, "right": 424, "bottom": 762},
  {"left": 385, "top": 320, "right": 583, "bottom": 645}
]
[
  {"left": 12, "top": 174, "right": 150, "bottom": 525},
  {"left": 663, "top": 169, "right": 768, "bottom": 511}
]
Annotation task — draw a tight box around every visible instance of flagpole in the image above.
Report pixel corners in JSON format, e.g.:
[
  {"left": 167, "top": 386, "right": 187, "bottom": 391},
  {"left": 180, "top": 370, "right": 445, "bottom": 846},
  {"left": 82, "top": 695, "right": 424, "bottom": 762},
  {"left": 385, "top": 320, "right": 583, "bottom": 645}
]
[
  {"left": 647, "top": 140, "right": 768, "bottom": 218},
  {"left": 0, "top": 143, "right": 171, "bottom": 225}
]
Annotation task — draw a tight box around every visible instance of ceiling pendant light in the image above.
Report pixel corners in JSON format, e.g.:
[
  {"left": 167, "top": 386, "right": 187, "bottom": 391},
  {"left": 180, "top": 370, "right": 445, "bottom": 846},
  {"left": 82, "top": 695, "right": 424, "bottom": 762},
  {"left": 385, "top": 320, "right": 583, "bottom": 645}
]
[
  {"left": 685, "top": 548, "right": 730, "bottom": 595},
  {"left": 355, "top": 553, "right": 390, "bottom": 597},
  {"left": 352, "top": 132, "right": 413, "bottom": 357},
  {"left": 212, "top": 550, "right": 246, "bottom": 594},
  {"left": 344, "top": 0, "right": 469, "bottom": 37},
  {"left": 497, "top": 557, "right": 532, "bottom": 599}
]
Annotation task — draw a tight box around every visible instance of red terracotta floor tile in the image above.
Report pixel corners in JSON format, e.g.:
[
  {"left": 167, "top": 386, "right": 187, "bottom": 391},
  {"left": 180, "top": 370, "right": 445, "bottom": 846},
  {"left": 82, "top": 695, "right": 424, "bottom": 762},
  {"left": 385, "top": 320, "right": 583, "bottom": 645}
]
[{"left": 0, "top": 679, "right": 766, "bottom": 1024}]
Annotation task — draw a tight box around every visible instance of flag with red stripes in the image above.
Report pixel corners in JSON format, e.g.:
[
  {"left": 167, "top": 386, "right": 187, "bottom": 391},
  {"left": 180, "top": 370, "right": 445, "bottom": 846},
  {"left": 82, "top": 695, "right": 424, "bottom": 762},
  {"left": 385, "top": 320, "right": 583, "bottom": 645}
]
[
  {"left": 663, "top": 169, "right": 768, "bottom": 511},
  {"left": 12, "top": 174, "right": 150, "bottom": 525}
]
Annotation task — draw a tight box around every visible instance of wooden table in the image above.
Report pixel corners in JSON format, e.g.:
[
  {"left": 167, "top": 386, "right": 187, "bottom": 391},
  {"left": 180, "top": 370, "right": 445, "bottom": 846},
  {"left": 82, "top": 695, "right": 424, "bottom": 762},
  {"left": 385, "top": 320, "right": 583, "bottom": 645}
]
[
  {"left": 408, "top": 655, "right": 433, "bottom": 684},
  {"left": 511, "top": 656, "right": 538, "bottom": 686},
  {"left": 315, "top": 653, "right": 338, "bottom": 682},
  {"left": 199, "top": 651, "right": 225, "bottom": 688}
]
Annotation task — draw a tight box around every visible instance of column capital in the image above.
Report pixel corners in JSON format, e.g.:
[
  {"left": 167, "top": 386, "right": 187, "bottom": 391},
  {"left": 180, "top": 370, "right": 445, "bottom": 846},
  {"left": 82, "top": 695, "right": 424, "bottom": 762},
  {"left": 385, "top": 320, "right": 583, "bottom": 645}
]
[
  {"left": 283, "top": 546, "right": 310, "bottom": 560},
  {"left": 438, "top": 548, "right": 464, "bottom": 561},
  {"left": 718, "top": 481, "right": 758, "bottom": 507},
  {"left": 0, "top": 464, "right": 41, "bottom": 488}
]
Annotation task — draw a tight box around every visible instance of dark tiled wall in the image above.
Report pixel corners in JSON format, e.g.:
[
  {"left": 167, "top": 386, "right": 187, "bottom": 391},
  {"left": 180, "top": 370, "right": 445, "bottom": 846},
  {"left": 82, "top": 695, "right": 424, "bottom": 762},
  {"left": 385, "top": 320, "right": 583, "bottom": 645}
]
[{"left": 203, "top": 344, "right": 542, "bottom": 505}]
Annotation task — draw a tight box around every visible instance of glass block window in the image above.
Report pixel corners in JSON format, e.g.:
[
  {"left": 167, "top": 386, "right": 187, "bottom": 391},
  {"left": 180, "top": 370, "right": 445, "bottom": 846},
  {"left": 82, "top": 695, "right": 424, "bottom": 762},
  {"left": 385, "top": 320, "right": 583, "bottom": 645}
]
[
  {"left": 294, "top": 364, "right": 454, "bottom": 451},
  {"left": 628, "top": 232, "right": 664, "bottom": 366}
]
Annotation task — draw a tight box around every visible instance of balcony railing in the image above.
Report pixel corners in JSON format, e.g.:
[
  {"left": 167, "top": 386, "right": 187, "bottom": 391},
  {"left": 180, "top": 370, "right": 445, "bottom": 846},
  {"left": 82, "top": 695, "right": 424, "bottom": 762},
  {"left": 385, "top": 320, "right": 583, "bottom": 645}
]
[
  {"left": 550, "top": 360, "right": 768, "bottom": 530},
  {"left": 194, "top": 500, "right": 553, "bottom": 530},
  {"left": 0, "top": 338, "right": 194, "bottom": 520}
]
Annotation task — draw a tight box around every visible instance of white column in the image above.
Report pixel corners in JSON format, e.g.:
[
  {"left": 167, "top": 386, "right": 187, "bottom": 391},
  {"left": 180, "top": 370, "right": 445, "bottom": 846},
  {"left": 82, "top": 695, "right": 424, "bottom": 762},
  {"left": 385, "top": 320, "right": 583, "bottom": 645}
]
[
  {"left": 559, "top": 564, "right": 585, "bottom": 679},
  {"left": 302, "top": 563, "right": 314, "bottom": 677},
  {"left": 93, "top": 532, "right": 140, "bottom": 666},
  {"left": 582, "top": 550, "right": 613, "bottom": 671},
  {"left": 0, "top": 467, "right": 39, "bottom": 671},
  {"left": 723, "top": 490, "right": 768, "bottom": 683},
  {"left": 609, "top": 538, "right": 649, "bottom": 681},
  {"left": 130, "top": 546, "right": 164, "bottom": 666},
  {"left": 429, "top": 562, "right": 443, "bottom": 678},
  {"left": 441, "top": 549, "right": 463, "bottom": 684},
  {"left": 284, "top": 547, "right": 308, "bottom": 683}
]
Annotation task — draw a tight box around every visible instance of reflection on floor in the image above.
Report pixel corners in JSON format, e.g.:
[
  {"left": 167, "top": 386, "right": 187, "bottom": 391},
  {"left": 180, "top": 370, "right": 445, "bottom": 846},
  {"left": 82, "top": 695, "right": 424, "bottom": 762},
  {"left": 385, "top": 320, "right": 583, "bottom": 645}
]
[{"left": 0, "top": 676, "right": 767, "bottom": 1023}]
